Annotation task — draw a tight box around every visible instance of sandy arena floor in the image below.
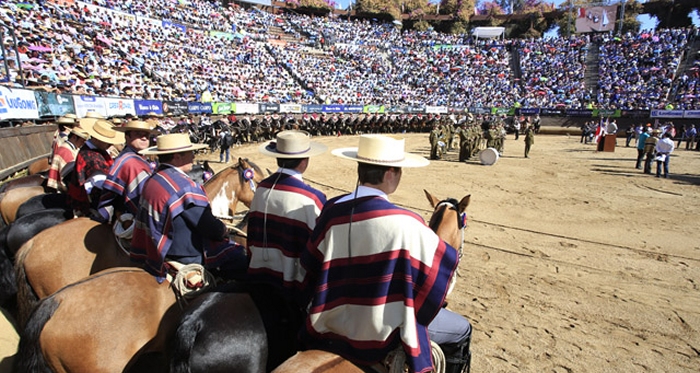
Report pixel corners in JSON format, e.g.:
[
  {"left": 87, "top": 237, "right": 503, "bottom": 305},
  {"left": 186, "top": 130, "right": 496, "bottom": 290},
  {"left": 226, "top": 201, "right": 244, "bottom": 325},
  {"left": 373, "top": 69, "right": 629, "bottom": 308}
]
[{"left": 201, "top": 132, "right": 700, "bottom": 373}]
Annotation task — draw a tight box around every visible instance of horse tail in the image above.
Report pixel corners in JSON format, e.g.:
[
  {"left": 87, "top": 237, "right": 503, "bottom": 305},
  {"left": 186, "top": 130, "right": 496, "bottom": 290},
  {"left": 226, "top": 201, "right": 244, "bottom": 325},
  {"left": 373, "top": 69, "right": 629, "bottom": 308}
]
[
  {"left": 15, "top": 238, "right": 39, "bottom": 328},
  {"left": 169, "top": 304, "right": 204, "bottom": 373},
  {"left": 13, "top": 296, "right": 59, "bottom": 373}
]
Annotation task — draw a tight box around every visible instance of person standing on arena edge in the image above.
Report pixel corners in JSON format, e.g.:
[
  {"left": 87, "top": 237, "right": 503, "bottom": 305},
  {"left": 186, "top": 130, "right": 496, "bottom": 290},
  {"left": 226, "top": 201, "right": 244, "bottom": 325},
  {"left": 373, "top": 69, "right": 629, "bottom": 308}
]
[
  {"left": 300, "top": 135, "right": 472, "bottom": 373},
  {"left": 219, "top": 127, "right": 234, "bottom": 163},
  {"left": 654, "top": 132, "right": 675, "bottom": 178},
  {"left": 131, "top": 134, "right": 248, "bottom": 282},
  {"left": 643, "top": 130, "right": 660, "bottom": 174},
  {"left": 524, "top": 124, "right": 535, "bottom": 158},
  {"left": 246, "top": 130, "right": 328, "bottom": 368},
  {"left": 95, "top": 120, "right": 160, "bottom": 225},
  {"left": 635, "top": 127, "right": 651, "bottom": 169}
]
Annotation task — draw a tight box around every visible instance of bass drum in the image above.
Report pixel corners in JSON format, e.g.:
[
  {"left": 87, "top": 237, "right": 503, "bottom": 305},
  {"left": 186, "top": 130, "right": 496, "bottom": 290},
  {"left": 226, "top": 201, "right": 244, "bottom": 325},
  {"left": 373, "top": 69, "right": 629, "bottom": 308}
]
[{"left": 478, "top": 147, "right": 499, "bottom": 166}]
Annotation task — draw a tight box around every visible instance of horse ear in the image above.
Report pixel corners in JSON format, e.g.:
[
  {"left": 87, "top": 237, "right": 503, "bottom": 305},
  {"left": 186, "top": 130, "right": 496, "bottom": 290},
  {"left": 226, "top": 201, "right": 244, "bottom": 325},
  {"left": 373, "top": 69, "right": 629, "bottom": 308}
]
[
  {"left": 424, "top": 189, "right": 439, "bottom": 209},
  {"left": 266, "top": 168, "right": 273, "bottom": 176},
  {"left": 458, "top": 195, "right": 471, "bottom": 213}
]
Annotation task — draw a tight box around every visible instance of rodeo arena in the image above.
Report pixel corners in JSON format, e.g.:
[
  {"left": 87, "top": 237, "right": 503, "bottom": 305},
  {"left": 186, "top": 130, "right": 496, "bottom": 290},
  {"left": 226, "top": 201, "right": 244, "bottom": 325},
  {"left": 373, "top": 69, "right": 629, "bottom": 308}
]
[{"left": 1, "top": 0, "right": 700, "bottom": 372}]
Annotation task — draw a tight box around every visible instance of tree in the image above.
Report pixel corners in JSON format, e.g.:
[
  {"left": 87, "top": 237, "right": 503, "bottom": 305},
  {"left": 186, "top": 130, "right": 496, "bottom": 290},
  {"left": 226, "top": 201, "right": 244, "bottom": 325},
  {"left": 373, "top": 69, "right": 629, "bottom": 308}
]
[
  {"left": 645, "top": 0, "right": 696, "bottom": 29},
  {"left": 439, "top": 0, "right": 476, "bottom": 22},
  {"left": 355, "top": 0, "right": 402, "bottom": 20}
]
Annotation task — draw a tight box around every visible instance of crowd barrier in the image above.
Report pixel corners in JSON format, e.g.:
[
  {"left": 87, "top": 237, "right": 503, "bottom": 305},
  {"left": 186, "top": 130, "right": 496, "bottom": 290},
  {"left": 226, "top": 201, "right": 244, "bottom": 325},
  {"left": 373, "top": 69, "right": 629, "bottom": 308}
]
[{"left": 2, "top": 86, "right": 699, "bottom": 122}]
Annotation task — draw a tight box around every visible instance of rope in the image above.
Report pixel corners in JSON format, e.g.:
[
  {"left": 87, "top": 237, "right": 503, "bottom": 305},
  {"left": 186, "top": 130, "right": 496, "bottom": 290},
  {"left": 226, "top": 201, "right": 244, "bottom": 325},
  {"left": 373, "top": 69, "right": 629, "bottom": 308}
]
[
  {"left": 113, "top": 213, "right": 134, "bottom": 256},
  {"left": 167, "top": 262, "right": 217, "bottom": 300},
  {"left": 431, "top": 341, "right": 446, "bottom": 373},
  {"left": 378, "top": 341, "right": 445, "bottom": 373}
]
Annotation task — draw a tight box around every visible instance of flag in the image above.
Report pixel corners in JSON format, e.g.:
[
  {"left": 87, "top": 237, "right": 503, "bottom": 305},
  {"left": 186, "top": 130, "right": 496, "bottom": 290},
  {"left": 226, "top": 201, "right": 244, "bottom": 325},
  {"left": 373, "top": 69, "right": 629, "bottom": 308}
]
[{"left": 594, "top": 117, "right": 606, "bottom": 144}]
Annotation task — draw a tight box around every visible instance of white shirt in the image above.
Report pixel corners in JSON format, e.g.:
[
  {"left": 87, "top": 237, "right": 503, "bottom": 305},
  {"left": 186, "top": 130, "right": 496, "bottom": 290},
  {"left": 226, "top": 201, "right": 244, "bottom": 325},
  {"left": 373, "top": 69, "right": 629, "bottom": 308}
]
[{"left": 655, "top": 137, "right": 675, "bottom": 155}]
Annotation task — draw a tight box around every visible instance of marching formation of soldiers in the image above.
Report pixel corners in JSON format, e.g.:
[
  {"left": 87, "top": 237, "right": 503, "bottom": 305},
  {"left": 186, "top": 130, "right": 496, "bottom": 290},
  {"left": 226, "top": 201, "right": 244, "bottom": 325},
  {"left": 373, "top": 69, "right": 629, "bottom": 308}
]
[{"left": 429, "top": 114, "right": 510, "bottom": 162}]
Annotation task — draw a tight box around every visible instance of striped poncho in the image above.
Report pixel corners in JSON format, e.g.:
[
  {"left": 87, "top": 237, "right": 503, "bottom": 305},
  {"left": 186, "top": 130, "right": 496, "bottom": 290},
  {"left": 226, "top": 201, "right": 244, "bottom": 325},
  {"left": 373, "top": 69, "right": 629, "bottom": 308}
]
[
  {"left": 247, "top": 171, "right": 326, "bottom": 304},
  {"left": 47, "top": 140, "right": 78, "bottom": 192},
  {"left": 300, "top": 191, "right": 458, "bottom": 373},
  {"left": 96, "top": 146, "right": 153, "bottom": 223},
  {"left": 131, "top": 164, "right": 211, "bottom": 281}
]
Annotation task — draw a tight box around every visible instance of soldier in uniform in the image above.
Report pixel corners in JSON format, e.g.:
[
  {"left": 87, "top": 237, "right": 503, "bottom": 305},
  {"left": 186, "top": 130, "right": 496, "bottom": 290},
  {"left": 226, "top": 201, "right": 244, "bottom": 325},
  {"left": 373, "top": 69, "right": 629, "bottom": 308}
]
[{"left": 429, "top": 123, "right": 444, "bottom": 160}]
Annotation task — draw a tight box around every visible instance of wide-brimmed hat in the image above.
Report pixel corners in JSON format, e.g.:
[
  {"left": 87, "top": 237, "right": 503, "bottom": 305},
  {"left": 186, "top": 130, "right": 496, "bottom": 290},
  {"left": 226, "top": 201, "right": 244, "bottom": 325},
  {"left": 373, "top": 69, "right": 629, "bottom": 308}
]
[
  {"left": 56, "top": 113, "right": 78, "bottom": 125},
  {"left": 69, "top": 126, "right": 90, "bottom": 140},
  {"left": 86, "top": 120, "right": 125, "bottom": 145},
  {"left": 84, "top": 111, "right": 104, "bottom": 119},
  {"left": 259, "top": 130, "right": 327, "bottom": 159},
  {"left": 332, "top": 135, "right": 429, "bottom": 168},
  {"left": 113, "top": 120, "right": 159, "bottom": 135},
  {"left": 140, "top": 133, "right": 207, "bottom": 155}
]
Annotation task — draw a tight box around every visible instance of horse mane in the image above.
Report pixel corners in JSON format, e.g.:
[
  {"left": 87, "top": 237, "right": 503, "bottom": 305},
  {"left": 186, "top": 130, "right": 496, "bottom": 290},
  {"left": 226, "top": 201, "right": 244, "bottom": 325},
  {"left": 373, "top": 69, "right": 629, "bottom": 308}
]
[
  {"left": 428, "top": 204, "right": 447, "bottom": 232},
  {"left": 204, "top": 158, "right": 264, "bottom": 185}
]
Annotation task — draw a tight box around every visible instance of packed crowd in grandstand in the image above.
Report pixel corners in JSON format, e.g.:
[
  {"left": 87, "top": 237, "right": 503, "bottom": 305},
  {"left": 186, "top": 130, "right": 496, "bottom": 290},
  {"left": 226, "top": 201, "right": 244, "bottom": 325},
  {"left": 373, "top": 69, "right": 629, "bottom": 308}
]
[{"left": 1, "top": 0, "right": 699, "bottom": 111}]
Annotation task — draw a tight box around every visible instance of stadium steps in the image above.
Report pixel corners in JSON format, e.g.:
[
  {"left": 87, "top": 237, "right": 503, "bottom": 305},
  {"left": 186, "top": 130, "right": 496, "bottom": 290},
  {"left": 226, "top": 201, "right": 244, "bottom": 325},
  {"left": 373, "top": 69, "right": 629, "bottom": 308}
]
[
  {"left": 267, "top": 25, "right": 304, "bottom": 45},
  {"left": 584, "top": 41, "right": 600, "bottom": 97}
]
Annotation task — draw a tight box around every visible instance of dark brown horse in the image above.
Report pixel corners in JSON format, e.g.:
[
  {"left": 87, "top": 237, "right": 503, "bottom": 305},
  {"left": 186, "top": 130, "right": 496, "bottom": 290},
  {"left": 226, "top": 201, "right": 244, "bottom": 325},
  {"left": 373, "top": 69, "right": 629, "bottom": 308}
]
[
  {"left": 273, "top": 190, "right": 471, "bottom": 373},
  {"left": 27, "top": 158, "right": 50, "bottom": 176},
  {"left": 14, "top": 267, "right": 180, "bottom": 373}
]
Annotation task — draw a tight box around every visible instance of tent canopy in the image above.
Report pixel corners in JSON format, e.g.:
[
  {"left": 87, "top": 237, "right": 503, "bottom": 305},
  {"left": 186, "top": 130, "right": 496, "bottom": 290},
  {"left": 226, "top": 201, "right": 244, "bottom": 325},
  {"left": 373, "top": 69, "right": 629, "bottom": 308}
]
[{"left": 472, "top": 27, "right": 505, "bottom": 39}]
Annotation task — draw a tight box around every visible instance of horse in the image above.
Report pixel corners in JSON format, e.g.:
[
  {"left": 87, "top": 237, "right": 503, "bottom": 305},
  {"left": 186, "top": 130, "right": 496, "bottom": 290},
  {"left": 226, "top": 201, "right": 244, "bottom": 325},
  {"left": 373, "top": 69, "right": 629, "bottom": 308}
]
[
  {"left": 14, "top": 193, "right": 69, "bottom": 220},
  {"left": 177, "top": 190, "right": 471, "bottom": 373},
  {"left": 206, "top": 158, "right": 264, "bottom": 219},
  {"left": 3, "top": 209, "right": 74, "bottom": 258},
  {"left": 0, "top": 186, "right": 46, "bottom": 225},
  {"left": 14, "top": 267, "right": 181, "bottom": 373},
  {"left": 13, "top": 160, "right": 262, "bottom": 327},
  {"left": 0, "top": 174, "right": 46, "bottom": 194},
  {"left": 27, "top": 158, "right": 50, "bottom": 176}
]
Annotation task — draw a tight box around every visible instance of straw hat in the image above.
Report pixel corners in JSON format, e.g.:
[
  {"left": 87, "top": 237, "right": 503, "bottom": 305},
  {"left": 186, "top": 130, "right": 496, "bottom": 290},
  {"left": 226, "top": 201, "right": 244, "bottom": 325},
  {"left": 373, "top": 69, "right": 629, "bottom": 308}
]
[
  {"left": 86, "top": 120, "right": 125, "bottom": 145},
  {"left": 69, "top": 126, "right": 90, "bottom": 140},
  {"left": 84, "top": 111, "right": 104, "bottom": 119},
  {"left": 140, "top": 133, "right": 207, "bottom": 155},
  {"left": 259, "top": 130, "right": 327, "bottom": 159},
  {"left": 332, "top": 135, "right": 429, "bottom": 168},
  {"left": 56, "top": 113, "right": 78, "bottom": 125},
  {"left": 113, "top": 120, "right": 159, "bottom": 135}
]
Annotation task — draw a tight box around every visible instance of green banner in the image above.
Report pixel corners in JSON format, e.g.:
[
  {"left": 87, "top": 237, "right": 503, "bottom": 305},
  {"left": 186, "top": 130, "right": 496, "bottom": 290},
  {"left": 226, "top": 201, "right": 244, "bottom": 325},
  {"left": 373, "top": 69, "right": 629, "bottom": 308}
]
[
  {"left": 592, "top": 109, "right": 621, "bottom": 118},
  {"left": 363, "top": 105, "right": 385, "bottom": 114},
  {"left": 490, "top": 107, "right": 510, "bottom": 115},
  {"left": 213, "top": 102, "right": 233, "bottom": 115},
  {"left": 210, "top": 31, "right": 234, "bottom": 40}
]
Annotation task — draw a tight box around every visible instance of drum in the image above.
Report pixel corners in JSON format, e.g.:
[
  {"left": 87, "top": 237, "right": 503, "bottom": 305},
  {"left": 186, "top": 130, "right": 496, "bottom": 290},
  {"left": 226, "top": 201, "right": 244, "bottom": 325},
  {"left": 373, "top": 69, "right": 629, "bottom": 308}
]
[{"left": 479, "top": 147, "right": 499, "bottom": 166}]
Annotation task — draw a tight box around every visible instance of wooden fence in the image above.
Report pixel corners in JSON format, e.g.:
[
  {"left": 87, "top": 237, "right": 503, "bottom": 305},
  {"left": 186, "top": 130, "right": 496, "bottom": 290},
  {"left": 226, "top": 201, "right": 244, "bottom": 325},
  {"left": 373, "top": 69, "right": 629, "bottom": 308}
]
[{"left": 0, "top": 125, "right": 55, "bottom": 180}]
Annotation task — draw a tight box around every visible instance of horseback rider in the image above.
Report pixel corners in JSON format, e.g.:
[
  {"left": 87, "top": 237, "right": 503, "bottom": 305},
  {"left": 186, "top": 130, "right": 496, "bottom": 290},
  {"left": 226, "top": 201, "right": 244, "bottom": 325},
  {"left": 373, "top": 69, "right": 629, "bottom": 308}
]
[
  {"left": 300, "top": 135, "right": 472, "bottom": 373},
  {"left": 130, "top": 134, "right": 249, "bottom": 283}
]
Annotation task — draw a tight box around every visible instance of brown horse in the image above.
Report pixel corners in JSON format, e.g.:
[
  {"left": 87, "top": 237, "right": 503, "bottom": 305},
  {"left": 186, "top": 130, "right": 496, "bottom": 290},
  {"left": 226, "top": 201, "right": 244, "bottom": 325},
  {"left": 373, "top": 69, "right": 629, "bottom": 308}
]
[
  {"left": 14, "top": 267, "right": 180, "bottom": 373},
  {"left": 206, "top": 158, "right": 264, "bottom": 219},
  {"left": 0, "top": 186, "right": 46, "bottom": 225},
  {"left": 13, "top": 160, "right": 262, "bottom": 327},
  {"left": 27, "top": 158, "right": 50, "bottom": 176},
  {"left": 0, "top": 174, "right": 46, "bottom": 194},
  {"left": 272, "top": 190, "right": 471, "bottom": 373}
]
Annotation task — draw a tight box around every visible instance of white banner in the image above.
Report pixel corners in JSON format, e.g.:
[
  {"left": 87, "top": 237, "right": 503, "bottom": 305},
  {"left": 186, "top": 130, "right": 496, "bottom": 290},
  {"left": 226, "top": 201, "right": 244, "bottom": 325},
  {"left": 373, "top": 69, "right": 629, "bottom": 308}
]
[
  {"left": 0, "top": 87, "right": 39, "bottom": 120},
  {"left": 683, "top": 110, "right": 700, "bottom": 119},
  {"left": 104, "top": 97, "right": 136, "bottom": 117},
  {"left": 280, "top": 104, "right": 302, "bottom": 113},
  {"left": 425, "top": 105, "right": 448, "bottom": 114},
  {"left": 73, "top": 95, "right": 107, "bottom": 118},
  {"left": 234, "top": 103, "right": 259, "bottom": 114}
]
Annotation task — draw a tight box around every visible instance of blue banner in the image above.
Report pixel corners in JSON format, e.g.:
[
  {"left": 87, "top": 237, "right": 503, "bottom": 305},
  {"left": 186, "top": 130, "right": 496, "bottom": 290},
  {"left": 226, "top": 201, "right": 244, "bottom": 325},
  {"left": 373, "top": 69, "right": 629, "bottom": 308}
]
[
  {"left": 134, "top": 100, "right": 163, "bottom": 116},
  {"left": 187, "top": 102, "right": 212, "bottom": 114},
  {"left": 322, "top": 104, "right": 344, "bottom": 113},
  {"left": 517, "top": 108, "right": 540, "bottom": 115},
  {"left": 540, "top": 108, "right": 565, "bottom": 116},
  {"left": 303, "top": 104, "right": 323, "bottom": 113},
  {"left": 650, "top": 110, "right": 684, "bottom": 118},
  {"left": 259, "top": 103, "right": 280, "bottom": 113},
  {"left": 565, "top": 109, "right": 594, "bottom": 117},
  {"left": 344, "top": 105, "right": 364, "bottom": 113}
]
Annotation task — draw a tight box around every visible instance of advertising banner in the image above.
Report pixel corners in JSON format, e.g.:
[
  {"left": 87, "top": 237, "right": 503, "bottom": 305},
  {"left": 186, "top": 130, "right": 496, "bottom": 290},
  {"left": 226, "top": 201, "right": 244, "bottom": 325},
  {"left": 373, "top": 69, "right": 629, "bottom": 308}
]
[
  {"left": 425, "top": 106, "right": 448, "bottom": 114},
  {"left": 540, "top": 108, "right": 565, "bottom": 116},
  {"left": 406, "top": 106, "right": 426, "bottom": 113},
  {"left": 234, "top": 103, "right": 258, "bottom": 114},
  {"left": 162, "top": 21, "right": 187, "bottom": 32},
  {"left": 259, "top": 103, "right": 280, "bottom": 113},
  {"left": 134, "top": 100, "right": 163, "bottom": 116},
  {"left": 565, "top": 109, "right": 594, "bottom": 117},
  {"left": 683, "top": 110, "right": 700, "bottom": 119},
  {"left": 322, "top": 105, "right": 344, "bottom": 113},
  {"left": 35, "top": 92, "right": 75, "bottom": 117},
  {"left": 73, "top": 95, "right": 107, "bottom": 118},
  {"left": 162, "top": 101, "right": 189, "bottom": 116},
  {"left": 575, "top": 5, "right": 618, "bottom": 33},
  {"left": 620, "top": 110, "right": 650, "bottom": 118},
  {"left": 517, "top": 108, "right": 540, "bottom": 115},
  {"left": 344, "top": 105, "right": 364, "bottom": 113},
  {"left": 363, "top": 105, "right": 385, "bottom": 114},
  {"left": 468, "top": 107, "right": 490, "bottom": 115},
  {"left": 490, "top": 107, "right": 510, "bottom": 115},
  {"left": 0, "top": 87, "right": 39, "bottom": 120},
  {"left": 650, "top": 110, "right": 684, "bottom": 118},
  {"left": 103, "top": 97, "right": 136, "bottom": 117},
  {"left": 279, "top": 104, "right": 302, "bottom": 113},
  {"left": 592, "top": 109, "right": 621, "bottom": 118},
  {"left": 188, "top": 102, "right": 212, "bottom": 114},
  {"left": 213, "top": 102, "right": 233, "bottom": 115},
  {"left": 303, "top": 105, "right": 324, "bottom": 113}
]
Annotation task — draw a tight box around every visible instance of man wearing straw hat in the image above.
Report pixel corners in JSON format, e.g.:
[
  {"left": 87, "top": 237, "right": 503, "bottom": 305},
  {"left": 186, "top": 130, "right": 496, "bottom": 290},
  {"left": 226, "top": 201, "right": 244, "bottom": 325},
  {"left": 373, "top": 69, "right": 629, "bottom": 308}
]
[
  {"left": 131, "top": 134, "right": 248, "bottom": 283},
  {"left": 47, "top": 125, "right": 90, "bottom": 193},
  {"left": 66, "top": 119, "right": 125, "bottom": 216},
  {"left": 95, "top": 120, "right": 159, "bottom": 225},
  {"left": 246, "top": 130, "right": 328, "bottom": 367},
  {"left": 300, "top": 135, "right": 472, "bottom": 373},
  {"left": 49, "top": 114, "right": 79, "bottom": 164}
]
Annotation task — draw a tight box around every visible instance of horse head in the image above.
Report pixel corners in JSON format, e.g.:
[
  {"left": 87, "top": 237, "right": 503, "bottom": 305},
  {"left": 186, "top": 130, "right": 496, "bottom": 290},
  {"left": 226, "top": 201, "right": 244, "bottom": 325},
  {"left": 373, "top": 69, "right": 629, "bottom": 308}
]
[{"left": 424, "top": 189, "right": 470, "bottom": 257}]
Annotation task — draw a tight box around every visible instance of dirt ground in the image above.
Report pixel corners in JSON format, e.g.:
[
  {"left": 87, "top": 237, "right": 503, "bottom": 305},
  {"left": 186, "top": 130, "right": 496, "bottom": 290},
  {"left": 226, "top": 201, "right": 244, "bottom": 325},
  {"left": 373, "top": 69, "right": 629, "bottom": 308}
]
[{"left": 203, "top": 132, "right": 700, "bottom": 373}]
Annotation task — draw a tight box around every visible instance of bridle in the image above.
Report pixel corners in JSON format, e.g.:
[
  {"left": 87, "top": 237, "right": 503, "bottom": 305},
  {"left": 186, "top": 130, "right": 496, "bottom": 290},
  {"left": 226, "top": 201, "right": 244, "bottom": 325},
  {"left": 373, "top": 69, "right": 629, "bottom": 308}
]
[{"left": 435, "top": 198, "right": 467, "bottom": 259}]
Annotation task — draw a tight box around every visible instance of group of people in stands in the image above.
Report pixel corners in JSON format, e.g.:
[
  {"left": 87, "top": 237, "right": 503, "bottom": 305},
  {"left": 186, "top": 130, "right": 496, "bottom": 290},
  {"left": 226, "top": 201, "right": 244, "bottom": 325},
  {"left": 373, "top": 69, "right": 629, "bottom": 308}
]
[{"left": 1, "top": 0, "right": 698, "bottom": 110}]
